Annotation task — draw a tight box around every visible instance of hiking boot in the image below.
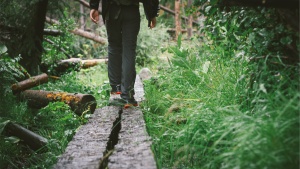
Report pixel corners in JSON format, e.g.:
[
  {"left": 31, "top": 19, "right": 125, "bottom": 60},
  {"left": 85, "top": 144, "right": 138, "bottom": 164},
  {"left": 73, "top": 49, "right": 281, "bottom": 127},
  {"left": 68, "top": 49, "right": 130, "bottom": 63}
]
[
  {"left": 111, "top": 85, "right": 121, "bottom": 95},
  {"left": 121, "top": 98, "right": 138, "bottom": 109}
]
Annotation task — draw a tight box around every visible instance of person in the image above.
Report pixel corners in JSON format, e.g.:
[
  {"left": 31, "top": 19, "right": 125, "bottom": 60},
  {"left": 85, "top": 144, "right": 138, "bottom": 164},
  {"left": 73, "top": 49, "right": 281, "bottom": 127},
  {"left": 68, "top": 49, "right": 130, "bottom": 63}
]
[{"left": 89, "top": 0, "right": 159, "bottom": 108}]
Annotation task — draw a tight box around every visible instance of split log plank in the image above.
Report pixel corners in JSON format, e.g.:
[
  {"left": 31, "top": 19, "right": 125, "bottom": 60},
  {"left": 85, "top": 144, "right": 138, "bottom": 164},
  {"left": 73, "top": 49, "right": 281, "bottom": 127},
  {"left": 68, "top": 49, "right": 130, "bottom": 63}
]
[
  {"left": 20, "top": 90, "right": 97, "bottom": 116},
  {"left": 4, "top": 122, "right": 48, "bottom": 151}
]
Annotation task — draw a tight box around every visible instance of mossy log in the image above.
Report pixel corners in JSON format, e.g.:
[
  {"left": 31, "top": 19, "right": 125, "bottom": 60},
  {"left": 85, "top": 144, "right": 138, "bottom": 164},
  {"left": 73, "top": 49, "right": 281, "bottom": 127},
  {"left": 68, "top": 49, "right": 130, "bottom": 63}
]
[
  {"left": 11, "top": 73, "right": 59, "bottom": 94},
  {"left": 4, "top": 122, "right": 48, "bottom": 151},
  {"left": 20, "top": 90, "right": 97, "bottom": 115}
]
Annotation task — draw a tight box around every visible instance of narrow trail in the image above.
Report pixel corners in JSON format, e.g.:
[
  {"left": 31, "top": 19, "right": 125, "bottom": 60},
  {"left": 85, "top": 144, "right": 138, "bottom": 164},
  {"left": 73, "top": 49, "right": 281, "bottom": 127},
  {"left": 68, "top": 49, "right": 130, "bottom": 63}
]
[{"left": 53, "top": 75, "right": 156, "bottom": 169}]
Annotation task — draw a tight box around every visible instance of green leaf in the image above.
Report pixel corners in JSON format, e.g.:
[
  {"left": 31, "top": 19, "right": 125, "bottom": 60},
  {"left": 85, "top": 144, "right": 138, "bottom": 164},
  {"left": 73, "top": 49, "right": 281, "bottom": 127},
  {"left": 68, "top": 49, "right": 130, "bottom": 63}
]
[
  {"left": 0, "top": 44, "right": 8, "bottom": 55},
  {"left": 0, "top": 120, "right": 10, "bottom": 134},
  {"left": 280, "top": 36, "right": 292, "bottom": 45},
  {"left": 5, "top": 136, "right": 20, "bottom": 144}
]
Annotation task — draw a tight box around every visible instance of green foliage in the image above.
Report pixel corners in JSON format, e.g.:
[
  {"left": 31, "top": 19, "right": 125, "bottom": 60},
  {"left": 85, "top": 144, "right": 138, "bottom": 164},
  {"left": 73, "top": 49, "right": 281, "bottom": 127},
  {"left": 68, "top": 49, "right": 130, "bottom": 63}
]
[
  {"left": 136, "top": 11, "right": 170, "bottom": 66},
  {"left": 42, "top": 18, "right": 76, "bottom": 65},
  {"left": 0, "top": 54, "right": 26, "bottom": 96},
  {"left": 143, "top": 4, "right": 299, "bottom": 169}
]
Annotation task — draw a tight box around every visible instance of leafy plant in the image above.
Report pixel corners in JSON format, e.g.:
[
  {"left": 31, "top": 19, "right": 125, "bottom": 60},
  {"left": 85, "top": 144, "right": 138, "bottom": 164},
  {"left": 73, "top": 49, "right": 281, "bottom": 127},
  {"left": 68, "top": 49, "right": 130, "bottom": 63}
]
[
  {"left": 136, "top": 11, "right": 170, "bottom": 66},
  {"left": 143, "top": 3, "right": 299, "bottom": 169}
]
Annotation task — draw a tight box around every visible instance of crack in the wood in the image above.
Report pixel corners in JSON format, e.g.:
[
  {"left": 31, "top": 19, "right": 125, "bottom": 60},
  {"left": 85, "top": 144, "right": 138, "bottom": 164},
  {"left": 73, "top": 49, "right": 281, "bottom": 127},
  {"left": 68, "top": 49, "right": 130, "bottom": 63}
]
[{"left": 98, "top": 108, "right": 122, "bottom": 169}]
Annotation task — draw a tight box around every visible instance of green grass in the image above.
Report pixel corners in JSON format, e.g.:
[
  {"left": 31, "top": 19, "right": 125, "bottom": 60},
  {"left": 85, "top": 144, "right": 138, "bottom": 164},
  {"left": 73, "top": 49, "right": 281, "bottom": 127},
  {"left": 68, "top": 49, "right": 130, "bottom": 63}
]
[{"left": 142, "top": 40, "right": 299, "bottom": 169}]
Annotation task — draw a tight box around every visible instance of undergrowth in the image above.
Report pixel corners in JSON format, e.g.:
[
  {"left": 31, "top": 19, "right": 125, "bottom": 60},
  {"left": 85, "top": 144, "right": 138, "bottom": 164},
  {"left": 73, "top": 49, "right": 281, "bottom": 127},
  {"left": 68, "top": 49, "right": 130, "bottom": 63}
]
[
  {"left": 142, "top": 6, "right": 299, "bottom": 169},
  {"left": 0, "top": 65, "right": 109, "bottom": 168}
]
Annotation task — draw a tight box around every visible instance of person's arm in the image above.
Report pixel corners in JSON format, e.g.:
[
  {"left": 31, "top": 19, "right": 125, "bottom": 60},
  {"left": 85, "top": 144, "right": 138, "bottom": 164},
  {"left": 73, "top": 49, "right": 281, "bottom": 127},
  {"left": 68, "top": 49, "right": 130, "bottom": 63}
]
[
  {"left": 142, "top": 0, "right": 160, "bottom": 28},
  {"left": 149, "top": 17, "right": 156, "bottom": 29},
  {"left": 90, "top": 9, "right": 99, "bottom": 23},
  {"left": 89, "top": 0, "right": 100, "bottom": 24}
]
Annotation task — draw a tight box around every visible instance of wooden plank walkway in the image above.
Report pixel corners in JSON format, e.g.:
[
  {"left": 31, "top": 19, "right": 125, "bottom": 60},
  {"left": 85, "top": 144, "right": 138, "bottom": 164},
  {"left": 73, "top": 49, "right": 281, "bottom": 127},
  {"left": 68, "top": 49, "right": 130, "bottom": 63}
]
[{"left": 53, "top": 76, "right": 156, "bottom": 169}]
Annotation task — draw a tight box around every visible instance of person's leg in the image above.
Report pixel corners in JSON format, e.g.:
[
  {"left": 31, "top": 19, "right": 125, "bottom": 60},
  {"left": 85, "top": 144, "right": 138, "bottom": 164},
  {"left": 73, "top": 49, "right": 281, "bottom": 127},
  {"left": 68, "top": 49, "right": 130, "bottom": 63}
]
[
  {"left": 106, "top": 5, "right": 122, "bottom": 92},
  {"left": 120, "top": 5, "right": 140, "bottom": 100}
]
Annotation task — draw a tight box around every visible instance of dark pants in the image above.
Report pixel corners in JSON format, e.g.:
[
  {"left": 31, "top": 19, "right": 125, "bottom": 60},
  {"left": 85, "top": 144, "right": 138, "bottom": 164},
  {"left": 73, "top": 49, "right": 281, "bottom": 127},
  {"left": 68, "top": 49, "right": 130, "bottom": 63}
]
[{"left": 106, "top": 4, "right": 140, "bottom": 99}]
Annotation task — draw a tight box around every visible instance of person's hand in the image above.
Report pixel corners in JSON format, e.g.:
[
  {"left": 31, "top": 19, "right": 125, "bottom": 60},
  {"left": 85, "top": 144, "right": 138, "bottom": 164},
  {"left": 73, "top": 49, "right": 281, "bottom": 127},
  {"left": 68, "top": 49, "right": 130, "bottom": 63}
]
[
  {"left": 149, "top": 17, "right": 156, "bottom": 29},
  {"left": 90, "top": 9, "right": 99, "bottom": 24}
]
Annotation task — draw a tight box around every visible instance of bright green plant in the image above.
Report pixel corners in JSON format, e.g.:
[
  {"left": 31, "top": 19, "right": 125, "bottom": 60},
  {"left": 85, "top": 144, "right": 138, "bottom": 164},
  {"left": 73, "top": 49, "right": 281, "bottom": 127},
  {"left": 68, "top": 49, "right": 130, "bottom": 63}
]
[
  {"left": 136, "top": 10, "right": 170, "bottom": 66},
  {"left": 143, "top": 3, "right": 299, "bottom": 169}
]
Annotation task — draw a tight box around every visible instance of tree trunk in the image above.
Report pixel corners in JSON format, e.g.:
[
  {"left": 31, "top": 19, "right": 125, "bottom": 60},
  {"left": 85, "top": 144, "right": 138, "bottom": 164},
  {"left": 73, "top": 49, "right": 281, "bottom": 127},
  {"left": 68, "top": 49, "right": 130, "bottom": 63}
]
[
  {"left": 20, "top": 90, "right": 97, "bottom": 115},
  {"left": 175, "top": 0, "right": 182, "bottom": 40},
  {"left": 187, "top": 0, "right": 193, "bottom": 38},
  {"left": 19, "top": 0, "right": 49, "bottom": 76},
  {"left": 80, "top": 4, "right": 85, "bottom": 30},
  {"left": 4, "top": 122, "right": 48, "bottom": 151}
]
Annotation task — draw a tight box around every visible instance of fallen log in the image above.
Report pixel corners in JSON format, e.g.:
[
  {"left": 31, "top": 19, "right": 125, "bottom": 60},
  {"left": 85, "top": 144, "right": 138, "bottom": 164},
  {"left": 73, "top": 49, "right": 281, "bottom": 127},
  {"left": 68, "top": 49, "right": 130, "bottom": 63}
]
[
  {"left": 20, "top": 90, "right": 97, "bottom": 115},
  {"left": 41, "top": 58, "right": 108, "bottom": 74},
  {"left": 71, "top": 28, "right": 107, "bottom": 44},
  {"left": 81, "top": 58, "right": 108, "bottom": 68},
  {"left": 11, "top": 73, "right": 59, "bottom": 94},
  {"left": 4, "top": 122, "right": 48, "bottom": 151},
  {"left": 45, "top": 17, "right": 107, "bottom": 44}
]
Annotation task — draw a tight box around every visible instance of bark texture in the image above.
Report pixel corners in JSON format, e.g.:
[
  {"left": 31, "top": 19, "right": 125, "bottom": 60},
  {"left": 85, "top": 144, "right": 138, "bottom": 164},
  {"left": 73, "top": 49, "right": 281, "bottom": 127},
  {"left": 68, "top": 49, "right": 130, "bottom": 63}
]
[{"left": 20, "top": 90, "right": 97, "bottom": 115}]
